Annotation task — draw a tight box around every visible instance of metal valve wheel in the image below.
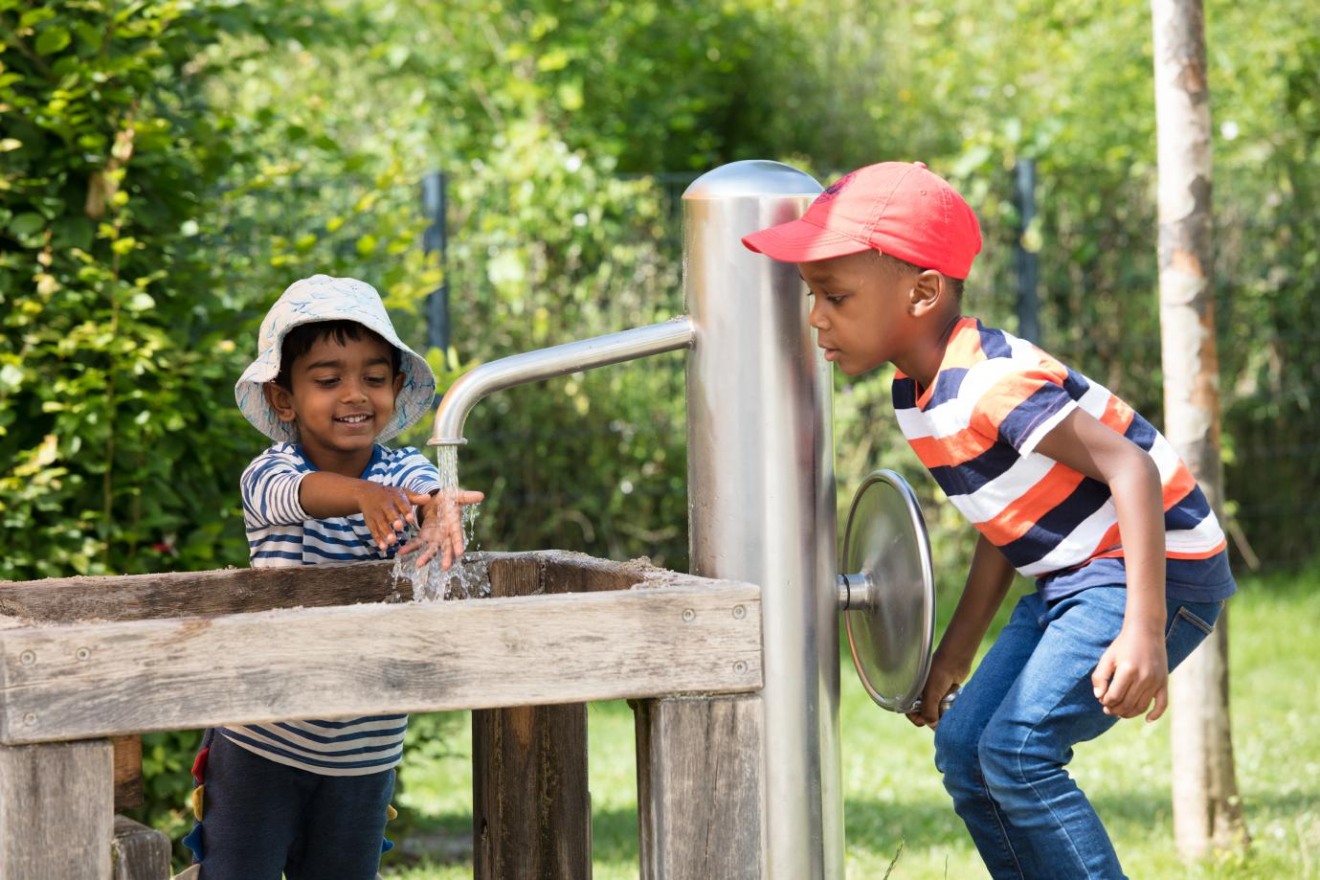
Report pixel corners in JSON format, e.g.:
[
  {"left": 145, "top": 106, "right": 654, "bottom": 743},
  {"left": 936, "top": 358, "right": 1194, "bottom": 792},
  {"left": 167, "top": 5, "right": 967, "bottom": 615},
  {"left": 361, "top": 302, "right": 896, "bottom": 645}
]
[{"left": 838, "top": 469, "right": 938, "bottom": 714}]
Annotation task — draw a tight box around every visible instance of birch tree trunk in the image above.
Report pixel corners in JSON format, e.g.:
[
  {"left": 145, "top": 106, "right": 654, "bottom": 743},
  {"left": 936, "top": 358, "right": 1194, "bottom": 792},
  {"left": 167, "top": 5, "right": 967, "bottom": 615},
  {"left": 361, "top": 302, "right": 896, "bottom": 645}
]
[{"left": 1151, "top": 0, "right": 1250, "bottom": 857}]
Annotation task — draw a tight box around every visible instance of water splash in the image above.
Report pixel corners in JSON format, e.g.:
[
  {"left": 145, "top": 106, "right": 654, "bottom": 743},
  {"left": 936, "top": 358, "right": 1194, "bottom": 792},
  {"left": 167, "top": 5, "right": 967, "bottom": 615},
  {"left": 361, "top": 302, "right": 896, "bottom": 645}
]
[{"left": 391, "top": 445, "right": 488, "bottom": 601}]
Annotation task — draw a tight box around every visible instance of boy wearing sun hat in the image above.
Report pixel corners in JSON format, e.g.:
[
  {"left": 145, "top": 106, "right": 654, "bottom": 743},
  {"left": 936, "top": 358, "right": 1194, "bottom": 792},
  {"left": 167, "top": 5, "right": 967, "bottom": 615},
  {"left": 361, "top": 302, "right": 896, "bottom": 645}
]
[
  {"left": 743, "top": 161, "right": 1236, "bottom": 878},
  {"left": 182, "top": 274, "right": 482, "bottom": 880}
]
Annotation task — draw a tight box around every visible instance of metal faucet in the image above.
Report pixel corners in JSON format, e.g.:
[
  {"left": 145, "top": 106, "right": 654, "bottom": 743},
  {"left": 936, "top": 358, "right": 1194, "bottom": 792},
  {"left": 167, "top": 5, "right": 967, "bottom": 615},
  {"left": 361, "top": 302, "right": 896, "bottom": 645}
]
[{"left": 428, "top": 316, "right": 697, "bottom": 446}]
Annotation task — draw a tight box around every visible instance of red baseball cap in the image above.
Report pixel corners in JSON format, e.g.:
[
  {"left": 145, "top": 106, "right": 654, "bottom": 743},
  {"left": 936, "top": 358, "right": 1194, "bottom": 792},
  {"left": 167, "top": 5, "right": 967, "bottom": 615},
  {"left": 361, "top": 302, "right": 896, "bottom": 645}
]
[{"left": 741, "top": 161, "right": 982, "bottom": 279}]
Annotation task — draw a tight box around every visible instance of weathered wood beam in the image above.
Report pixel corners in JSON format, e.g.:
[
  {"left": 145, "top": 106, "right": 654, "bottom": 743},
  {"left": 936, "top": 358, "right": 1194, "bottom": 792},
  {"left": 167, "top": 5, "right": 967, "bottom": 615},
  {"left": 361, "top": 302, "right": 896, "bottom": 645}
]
[
  {"left": 0, "top": 551, "right": 634, "bottom": 624},
  {"left": 0, "top": 578, "right": 762, "bottom": 745},
  {"left": 111, "top": 816, "right": 171, "bottom": 880}
]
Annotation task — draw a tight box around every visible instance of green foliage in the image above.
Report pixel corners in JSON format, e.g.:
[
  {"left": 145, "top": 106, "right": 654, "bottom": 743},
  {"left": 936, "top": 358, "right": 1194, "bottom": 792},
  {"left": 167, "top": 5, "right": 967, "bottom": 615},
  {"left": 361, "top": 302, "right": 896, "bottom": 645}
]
[
  {"left": 429, "top": 121, "right": 689, "bottom": 565},
  {"left": 0, "top": 0, "right": 283, "bottom": 577},
  {"left": 123, "top": 729, "right": 204, "bottom": 864},
  {"left": 0, "top": 0, "right": 450, "bottom": 844}
]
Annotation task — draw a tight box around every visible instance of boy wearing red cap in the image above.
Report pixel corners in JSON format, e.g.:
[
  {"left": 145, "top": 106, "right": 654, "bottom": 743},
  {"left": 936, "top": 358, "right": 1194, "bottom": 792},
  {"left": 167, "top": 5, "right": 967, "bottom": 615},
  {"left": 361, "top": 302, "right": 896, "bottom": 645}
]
[{"left": 744, "top": 162, "right": 1235, "bottom": 879}]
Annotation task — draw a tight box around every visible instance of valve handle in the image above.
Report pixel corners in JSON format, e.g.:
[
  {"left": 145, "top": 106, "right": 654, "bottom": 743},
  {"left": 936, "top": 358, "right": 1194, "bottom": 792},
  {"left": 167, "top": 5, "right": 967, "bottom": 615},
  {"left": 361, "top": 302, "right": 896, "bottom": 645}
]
[{"left": 839, "top": 469, "right": 937, "bottom": 714}]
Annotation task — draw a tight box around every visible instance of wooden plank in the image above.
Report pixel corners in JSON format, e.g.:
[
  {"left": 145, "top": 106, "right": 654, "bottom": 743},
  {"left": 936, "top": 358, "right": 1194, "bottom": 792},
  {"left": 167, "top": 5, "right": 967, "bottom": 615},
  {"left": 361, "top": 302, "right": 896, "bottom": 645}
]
[
  {"left": 474, "top": 550, "right": 592, "bottom": 880},
  {"left": 0, "top": 740, "right": 114, "bottom": 879},
  {"left": 0, "top": 551, "right": 647, "bottom": 626},
  {"left": 636, "top": 695, "right": 767, "bottom": 880},
  {"left": 0, "top": 559, "right": 406, "bottom": 623},
  {"left": 538, "top": 554, "right": 657, "bottom": 594},
  {"left": 0, "top": 580, "right": 762, "bottom": 744}
]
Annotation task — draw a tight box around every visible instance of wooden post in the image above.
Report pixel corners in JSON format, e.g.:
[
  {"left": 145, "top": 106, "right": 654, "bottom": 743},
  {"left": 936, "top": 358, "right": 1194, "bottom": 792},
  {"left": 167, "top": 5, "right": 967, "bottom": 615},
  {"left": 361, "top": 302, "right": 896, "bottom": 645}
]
[
  {"left": 472, "top": 556, "right": 592, "bottom": 880},
  {"left": 112, "top": 736, "right": 143, "bottom": 810},
  {"left": 635, "top": 695, "right": 766, "bottom": 880},
  {"left": 110, "top": 816, "right": 171, "bottom": 880},
  {"left": 0, "top": 740, "right": 114, "bottom": 879}
]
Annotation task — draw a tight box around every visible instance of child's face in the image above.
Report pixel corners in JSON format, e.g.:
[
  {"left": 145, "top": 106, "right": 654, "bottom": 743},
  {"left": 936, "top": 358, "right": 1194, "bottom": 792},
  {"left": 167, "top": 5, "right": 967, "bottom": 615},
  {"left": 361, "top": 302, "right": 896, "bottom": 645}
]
[
  {"left": 265, "top": 333, "right": 405, "bottom": 473},
  {"left": 799, "top": 250, "right": 922, "bottom": 377}
]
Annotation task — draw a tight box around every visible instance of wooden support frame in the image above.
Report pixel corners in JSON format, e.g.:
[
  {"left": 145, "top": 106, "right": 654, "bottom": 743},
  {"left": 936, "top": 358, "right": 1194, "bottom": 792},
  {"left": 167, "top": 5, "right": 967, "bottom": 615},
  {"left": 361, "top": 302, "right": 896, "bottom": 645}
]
[
  {"left": 474, "top": 551, "right": 593, "bottom": 879},
  {"left": 0, "top": 552, "right": 767, "bottom": 879},
  {"left": 0, "top": 554, "right": 762, "bottom": 745}
]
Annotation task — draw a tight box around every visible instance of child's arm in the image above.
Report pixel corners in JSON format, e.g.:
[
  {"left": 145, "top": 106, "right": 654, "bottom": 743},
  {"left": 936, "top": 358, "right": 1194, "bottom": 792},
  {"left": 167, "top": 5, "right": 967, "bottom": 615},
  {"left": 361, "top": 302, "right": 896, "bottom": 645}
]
[
  {"left": 1034, "top": 407, "right": 1169, "bottom": 722},
  {"left": 908, "top": 534, "right": 1017, "bottom": 728},
  {"left": 297, "top": 471, "right": 423, "bottom": 553}
]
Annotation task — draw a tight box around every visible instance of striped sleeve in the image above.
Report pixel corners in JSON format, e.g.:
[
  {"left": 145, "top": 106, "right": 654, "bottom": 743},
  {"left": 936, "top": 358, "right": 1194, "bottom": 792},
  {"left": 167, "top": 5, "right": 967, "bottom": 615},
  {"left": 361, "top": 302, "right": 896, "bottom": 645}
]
[{"left": 241, "top": 443, "right": 311, "bottom": 527}]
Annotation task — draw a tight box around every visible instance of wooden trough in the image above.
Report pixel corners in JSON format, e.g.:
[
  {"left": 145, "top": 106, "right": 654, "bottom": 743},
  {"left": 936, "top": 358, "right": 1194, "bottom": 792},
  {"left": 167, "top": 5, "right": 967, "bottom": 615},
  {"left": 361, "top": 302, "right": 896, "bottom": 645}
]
[{"left": 0, "top": 551, "right": 767, "bottom": 879}]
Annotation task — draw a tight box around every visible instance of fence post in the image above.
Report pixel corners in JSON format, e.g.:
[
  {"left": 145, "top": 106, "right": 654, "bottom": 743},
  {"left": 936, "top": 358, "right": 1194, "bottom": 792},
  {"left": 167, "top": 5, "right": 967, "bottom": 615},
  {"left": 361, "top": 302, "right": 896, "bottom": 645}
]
[
  {"left": 1014, "top": 159, "right": 1041, "bottom": 343},
  {"left": 421, "top": 170, "right": 451, "bottom": 354}
]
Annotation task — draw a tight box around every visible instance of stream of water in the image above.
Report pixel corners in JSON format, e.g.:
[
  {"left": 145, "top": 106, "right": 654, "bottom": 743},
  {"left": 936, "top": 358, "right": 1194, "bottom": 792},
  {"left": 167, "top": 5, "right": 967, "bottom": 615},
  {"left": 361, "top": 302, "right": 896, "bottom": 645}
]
[{"left": 391, "top": 445, "right": 488, "bottom": 601}]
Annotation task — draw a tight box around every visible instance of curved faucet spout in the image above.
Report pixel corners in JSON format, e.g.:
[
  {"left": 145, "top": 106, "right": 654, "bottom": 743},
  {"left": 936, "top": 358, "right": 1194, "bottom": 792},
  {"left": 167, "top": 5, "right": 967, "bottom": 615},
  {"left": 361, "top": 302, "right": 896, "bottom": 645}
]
[{"left": 429, "top": 316, "right": 697, "bottom": 446}]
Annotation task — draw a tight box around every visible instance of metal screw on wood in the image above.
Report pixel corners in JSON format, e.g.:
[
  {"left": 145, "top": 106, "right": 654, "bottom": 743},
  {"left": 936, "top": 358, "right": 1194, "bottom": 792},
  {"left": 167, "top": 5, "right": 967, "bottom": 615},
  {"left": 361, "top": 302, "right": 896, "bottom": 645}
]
[
  {"left": 733, "top": 660, "right": 748, "bottom": 674},
  {"left": 681, "top": 608, "right": 696, "bottom": 622},
  {"left": 75, "top": 648, "right": 91, "bottom": 661},
  {"left": 732, "top": 604, "right": 746, "bottom": 619},
  {"left": 19, "top": 651, "right": 35, "bottom": 666}
]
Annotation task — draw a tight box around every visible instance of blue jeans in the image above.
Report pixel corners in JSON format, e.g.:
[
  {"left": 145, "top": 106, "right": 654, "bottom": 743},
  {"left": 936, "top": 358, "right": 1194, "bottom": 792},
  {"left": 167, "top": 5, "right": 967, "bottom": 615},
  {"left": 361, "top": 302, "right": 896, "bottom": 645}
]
[
  {"left": 932, "top": 588, "right": 1223, "bottom": 880},
  {"left": 187, "top": 730, "right": 395, "bottom": 880}
]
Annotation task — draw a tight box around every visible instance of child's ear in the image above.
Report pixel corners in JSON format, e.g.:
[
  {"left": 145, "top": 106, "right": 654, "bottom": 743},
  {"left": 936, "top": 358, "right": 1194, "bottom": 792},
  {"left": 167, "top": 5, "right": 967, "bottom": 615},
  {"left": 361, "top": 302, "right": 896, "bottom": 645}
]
[
  {"left": 392, "top": 371, "right": 406, "bottom": 397},
  {"left": 264, "top": 382, "right": 297, "bottom": 426},
  {"left": 909, "top": 270, "right": 945, "bottom": 316}
]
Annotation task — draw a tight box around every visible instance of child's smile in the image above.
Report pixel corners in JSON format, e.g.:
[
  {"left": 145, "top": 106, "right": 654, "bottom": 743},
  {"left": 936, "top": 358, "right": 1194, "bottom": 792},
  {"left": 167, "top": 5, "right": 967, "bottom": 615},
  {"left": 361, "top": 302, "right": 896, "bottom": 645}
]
[{"left": 265, "top": 333, "right": 405, "bottom": 474}]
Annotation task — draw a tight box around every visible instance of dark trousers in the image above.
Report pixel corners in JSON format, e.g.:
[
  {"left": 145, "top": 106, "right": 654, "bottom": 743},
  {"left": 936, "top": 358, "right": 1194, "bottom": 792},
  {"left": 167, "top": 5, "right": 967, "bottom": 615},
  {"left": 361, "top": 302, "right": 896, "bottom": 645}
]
[{"left": 191, "top": 730, "right": 395, "bottom": 880}]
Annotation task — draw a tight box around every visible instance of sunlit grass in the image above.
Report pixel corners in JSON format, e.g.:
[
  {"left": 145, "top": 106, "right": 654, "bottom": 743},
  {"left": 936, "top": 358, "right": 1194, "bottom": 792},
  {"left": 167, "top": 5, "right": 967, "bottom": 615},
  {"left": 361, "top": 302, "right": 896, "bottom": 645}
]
[{"left": 383, "top": 568, "right": 1320, "bottom": 879}]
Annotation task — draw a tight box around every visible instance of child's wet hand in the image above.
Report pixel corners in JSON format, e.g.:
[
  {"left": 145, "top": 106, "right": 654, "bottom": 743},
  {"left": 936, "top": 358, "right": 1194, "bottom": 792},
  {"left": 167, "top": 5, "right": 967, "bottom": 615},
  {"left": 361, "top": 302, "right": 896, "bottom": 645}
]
[
  {"left": 355, "top": 483, "right": 417, "bottom": 552},
  {"left": 399, "top": 488, "right": 484, "bottom": 570},
  {"left": 1092, "top": 628, "right": 1169, "bottom": 722}
]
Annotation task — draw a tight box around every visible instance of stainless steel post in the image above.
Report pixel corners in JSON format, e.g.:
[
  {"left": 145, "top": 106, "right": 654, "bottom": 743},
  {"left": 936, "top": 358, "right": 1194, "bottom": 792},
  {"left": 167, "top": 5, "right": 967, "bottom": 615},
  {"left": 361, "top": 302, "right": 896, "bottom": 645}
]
[{"left": 683, "top": 161, "right": 841, "bottom": 880}]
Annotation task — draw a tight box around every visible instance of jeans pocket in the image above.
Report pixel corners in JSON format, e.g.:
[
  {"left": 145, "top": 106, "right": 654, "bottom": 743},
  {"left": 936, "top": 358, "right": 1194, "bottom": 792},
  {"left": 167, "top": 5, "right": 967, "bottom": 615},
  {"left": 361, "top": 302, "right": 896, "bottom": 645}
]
[{"left": 1165, "top": 600, "right": 1223, "bottom": 671}]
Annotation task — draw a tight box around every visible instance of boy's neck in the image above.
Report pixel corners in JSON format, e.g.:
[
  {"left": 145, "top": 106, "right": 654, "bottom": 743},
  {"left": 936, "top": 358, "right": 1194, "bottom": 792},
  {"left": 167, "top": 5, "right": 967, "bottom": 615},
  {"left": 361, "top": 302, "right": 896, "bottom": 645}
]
[{"left": 902, "top": 311, "right": 965, "bottom": 391}]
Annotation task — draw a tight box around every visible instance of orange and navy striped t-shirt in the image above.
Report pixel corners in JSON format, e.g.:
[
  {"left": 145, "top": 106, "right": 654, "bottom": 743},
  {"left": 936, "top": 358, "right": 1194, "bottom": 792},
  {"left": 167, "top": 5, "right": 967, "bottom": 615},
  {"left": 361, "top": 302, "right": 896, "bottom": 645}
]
[{"left": 893, "top": 318, "right": 1235, "bottom": 602}]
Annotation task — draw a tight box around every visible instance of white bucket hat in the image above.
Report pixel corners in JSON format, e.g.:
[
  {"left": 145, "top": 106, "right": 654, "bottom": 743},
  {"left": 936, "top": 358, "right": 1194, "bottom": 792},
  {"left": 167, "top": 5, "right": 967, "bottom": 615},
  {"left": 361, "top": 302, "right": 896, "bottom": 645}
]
[{"left": 235, "top": 275, "right": 437, "bottom": 444}]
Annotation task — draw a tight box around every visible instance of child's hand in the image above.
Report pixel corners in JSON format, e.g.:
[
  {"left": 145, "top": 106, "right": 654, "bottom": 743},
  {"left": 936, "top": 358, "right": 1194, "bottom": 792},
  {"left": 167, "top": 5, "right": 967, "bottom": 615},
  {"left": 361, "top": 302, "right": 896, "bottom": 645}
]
[
  {"left": 354, "top": 483, "right": 422, "bottom": 553},
  {"left": 400, "top": 488, "right": 485, "bottom": 570},
  {"left": 907, "top": 653, "right": 967, "bottom": 730},
  {"left": 1091, "top": 625, "right": 1169, "bottom": 721}
]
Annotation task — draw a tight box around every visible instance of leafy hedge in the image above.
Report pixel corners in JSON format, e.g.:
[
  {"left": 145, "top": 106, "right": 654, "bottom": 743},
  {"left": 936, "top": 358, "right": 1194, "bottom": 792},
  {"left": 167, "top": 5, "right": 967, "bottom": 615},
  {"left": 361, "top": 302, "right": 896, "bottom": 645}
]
[{"left": 0, "top": 1, "right": 270, "bottom": 578}]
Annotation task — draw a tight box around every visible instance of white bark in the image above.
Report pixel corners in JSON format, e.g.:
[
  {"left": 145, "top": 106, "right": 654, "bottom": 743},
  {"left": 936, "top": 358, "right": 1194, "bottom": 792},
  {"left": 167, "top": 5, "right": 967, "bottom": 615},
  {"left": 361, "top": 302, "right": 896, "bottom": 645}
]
[{"left": 1151, "top": 0, "right": 1250, "bottom": 857}]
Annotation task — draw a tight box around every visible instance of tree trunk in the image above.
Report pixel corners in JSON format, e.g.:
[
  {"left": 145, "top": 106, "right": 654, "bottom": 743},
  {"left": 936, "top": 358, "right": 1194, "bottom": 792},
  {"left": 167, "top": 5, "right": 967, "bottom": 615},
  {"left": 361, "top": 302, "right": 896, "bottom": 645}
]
[{"left": 1150, "top": 0, "right": 1250, "bottom": 857}]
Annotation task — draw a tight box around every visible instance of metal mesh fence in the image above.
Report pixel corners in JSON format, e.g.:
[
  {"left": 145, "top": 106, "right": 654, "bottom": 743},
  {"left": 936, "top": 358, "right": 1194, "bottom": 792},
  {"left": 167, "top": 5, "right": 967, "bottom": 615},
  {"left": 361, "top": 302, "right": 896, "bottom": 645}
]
[{"left": 207, "top": 165, "right": 1320, "bottom": 572}]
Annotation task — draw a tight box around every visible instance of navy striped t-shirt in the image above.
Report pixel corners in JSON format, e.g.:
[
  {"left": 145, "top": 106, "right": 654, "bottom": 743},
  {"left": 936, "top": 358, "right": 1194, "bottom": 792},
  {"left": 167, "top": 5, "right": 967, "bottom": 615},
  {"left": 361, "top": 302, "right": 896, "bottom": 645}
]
[{"left": 227, "top": 441, "right": 443, "bottom": 775}]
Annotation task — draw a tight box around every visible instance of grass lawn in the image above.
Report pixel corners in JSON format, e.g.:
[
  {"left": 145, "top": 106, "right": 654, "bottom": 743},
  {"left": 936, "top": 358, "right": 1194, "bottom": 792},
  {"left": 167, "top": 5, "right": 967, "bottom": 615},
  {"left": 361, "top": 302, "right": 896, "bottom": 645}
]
[{"left": 382, "top": 567, "right": 1320, "bottom": 879}]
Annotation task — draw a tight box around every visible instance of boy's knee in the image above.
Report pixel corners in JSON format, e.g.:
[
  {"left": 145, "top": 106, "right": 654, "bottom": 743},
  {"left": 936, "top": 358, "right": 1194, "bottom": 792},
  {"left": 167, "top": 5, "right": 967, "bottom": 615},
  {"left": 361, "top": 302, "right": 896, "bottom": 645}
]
[
  {"left": 975, "top": 733, "right": 1022, "bottom": 795},
  {"left": 932, "top": 714, "right": 979, "bottom": 778}
]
